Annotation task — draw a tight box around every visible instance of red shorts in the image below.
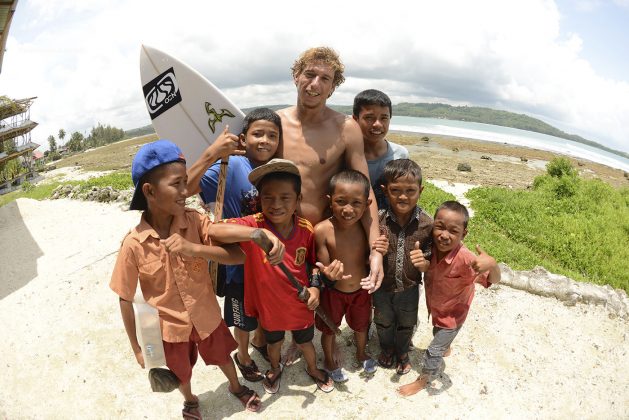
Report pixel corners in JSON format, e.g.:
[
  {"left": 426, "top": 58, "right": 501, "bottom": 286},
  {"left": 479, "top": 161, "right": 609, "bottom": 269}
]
[
  {"left": 162, "top": 321, "right": 237, "bottom": 384},
  {"left": 315, "top": 287, "right": 371, "bottom": 335}
]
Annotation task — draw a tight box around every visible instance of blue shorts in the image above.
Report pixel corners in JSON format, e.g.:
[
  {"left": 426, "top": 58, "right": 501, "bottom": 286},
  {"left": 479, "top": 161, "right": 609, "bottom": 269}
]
[{"left": 223, "top": 281, "right": 258, "bottom": 332}]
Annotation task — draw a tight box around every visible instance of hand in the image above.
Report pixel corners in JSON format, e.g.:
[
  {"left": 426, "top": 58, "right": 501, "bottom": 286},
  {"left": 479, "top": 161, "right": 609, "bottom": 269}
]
[
  {"left": 410, "top": 241, "right": 430, "bottom": 272},
  {"left": 470, "top": 245, "right": 497, "bottom": 274},
  {"left": 305, "top": 287, "right": 320, "bottom": 310},
  {"left": 262, "top": 229, "right": 285, "bottom": 265},
  {"left": 207, "top": 125, "right": 245, "bottom": 159},
  {"left": 161, "top": 233, "right": 196, "bottom": 255},
  {"left": 315, "top": 260, "right": 352, "bottom": 282},
  {"left": 134, "top": 348, "right": 145, "bottom": 369},
  {"left": 371, "top": 234, "right": 389, "bottom": 255},
  {"left": 361, "top": 250, "right": 383, "bottom": 294}
]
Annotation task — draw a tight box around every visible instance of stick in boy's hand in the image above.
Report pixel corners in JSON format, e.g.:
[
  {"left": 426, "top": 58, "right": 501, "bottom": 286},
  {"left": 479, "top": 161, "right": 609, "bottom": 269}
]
[
  {"left": 469, "top": 244, "right": 497, "bottom": 274},
  {"left": 250, "top": 229, "right": 341, "bottom": 335},
  {"left": 410, "top": 241, "right": 430, "bottom": 272}
]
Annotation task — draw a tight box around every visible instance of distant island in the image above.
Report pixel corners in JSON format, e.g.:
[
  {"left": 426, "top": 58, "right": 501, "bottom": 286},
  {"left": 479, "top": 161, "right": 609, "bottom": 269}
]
[{"left": 129, "top": 103, "right": 629, "bottom": 160}]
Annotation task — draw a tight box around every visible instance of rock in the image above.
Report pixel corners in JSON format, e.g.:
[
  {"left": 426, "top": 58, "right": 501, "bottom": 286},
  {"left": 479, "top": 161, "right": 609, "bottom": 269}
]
[
  {"left": 577, "top": 161, "right": 585, "bottom": 167},
  {"left": 452, "top": 147, "right": 459, "bottom": 152},
  {"left": 624, "top": 172, "right": 629, "bottom": 179},
  {"left": 457, "top": 163, "right": 472, "bottom": 172},
  {"left": 480, "top": 155, "right": 492, "bottom": 160},
  {"left": 520, "top": 157, "right": 528, "bottom": 162},
  {"left": 421, "top": 136, "right": 429, "bottom": 142}
]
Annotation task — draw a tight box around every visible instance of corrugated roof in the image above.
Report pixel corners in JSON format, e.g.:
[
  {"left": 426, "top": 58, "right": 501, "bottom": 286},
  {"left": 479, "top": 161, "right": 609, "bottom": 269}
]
[{"left": 0, "top": 0, "right": 19, "bottom": 74}]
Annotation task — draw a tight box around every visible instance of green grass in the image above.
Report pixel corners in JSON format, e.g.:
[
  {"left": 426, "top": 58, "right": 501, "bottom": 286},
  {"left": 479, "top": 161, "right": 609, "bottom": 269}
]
[
  {"left": 420, "top": 182, "right": 456, "bottom": 216},
  {"left": 465, "top": 175, "right": 629, "bottom": 292},
  {"left": 0, "top": 172, "right": 133, "bottom": 207}
]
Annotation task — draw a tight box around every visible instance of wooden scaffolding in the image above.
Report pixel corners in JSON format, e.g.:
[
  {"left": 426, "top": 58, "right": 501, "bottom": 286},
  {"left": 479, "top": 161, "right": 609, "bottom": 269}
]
[{"left": 0, "top": 96, "right": 39, "bottom": 194}]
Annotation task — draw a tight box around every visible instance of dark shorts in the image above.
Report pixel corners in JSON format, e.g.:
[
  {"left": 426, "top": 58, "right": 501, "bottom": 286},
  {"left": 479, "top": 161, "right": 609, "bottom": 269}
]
[
  {"left": 223, "top": 281, "right": 258, "bottom": 332},
  {"left": 315, "top": 287, "right": 371, "bottom": 335},
  {"left": 162, "top": 322, "right": 237, "bottom": 384},
  {"left": 263, "top": 325, "right": 315, "bottom": 345}
]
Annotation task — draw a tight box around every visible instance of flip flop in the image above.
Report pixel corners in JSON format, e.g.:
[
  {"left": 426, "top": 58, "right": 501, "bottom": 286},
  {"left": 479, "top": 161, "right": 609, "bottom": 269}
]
[
  {"left": 362, "top": 358, "right": 378, "bottom": 374},
  {"left": 305, "top": 368, "right": 335, "bottom": 393},
  {"left": 378, "top": 350, "right": 395, "bottom": 369},
  {"left": 396, "top": 354, "right": 412, "bottom": 375},
  {"left": 230, "top": 385, "right": 261, "bottom": 412},
  {"left": 182, "top": 400, "right": 202, "bottom": 420},
  {"left": 251, "top": 343, "right": 270, "bottom": 362},
  {"left": 262, "top": 366, "right": 283, "bottom": 394},
  {"left": 233, "top": 354, "right": 264, "bottom": 382},
  {"left": 324, "top": 367, "right": 349, "bottom": 383}
]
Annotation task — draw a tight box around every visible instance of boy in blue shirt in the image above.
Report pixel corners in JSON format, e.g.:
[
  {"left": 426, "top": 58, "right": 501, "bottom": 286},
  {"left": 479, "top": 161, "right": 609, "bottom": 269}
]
[{"left": 186, "top": 108, "right": 281, "bottom": 382}]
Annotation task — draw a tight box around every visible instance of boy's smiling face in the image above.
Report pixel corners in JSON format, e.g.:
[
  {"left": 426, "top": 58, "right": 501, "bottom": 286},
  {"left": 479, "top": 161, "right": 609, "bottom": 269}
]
[
  {"left": 433, "top": 208, "right": 468, "bottom": 259},
  {"left": 382, "top": 174, "right": 422, "bottom": 219},
  {"left": 143, "top": 162, "right": 188, "bottom": 217},
  {"left": 241, "top": 120, "right": 280, "bottom": 166},
  {"left": 258, "top": 178, "right": 301, "bottom": 229},
  {"left": 354, "top": 104, "right": 390, "bottom": 145},
  {"left": 328, "top": 181, "right": 371, "bottom": 229}
]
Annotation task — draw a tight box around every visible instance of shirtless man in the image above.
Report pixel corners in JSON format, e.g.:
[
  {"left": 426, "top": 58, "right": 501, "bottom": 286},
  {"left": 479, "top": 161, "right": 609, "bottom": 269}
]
[{"left": 276, "top": 46, "right": 383, "bottom": 291}]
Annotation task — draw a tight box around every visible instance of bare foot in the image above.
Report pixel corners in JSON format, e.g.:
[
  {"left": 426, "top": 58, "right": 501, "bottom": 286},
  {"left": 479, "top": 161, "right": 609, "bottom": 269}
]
[
  {"left": 444, "top": 347, "right": 452, "bottom": 357},
  {"left": 281, "top": 340, "right": 301, "bottom": 366},
  {"left": 397, "top": 375, "right": 429, "bottom": 397}
]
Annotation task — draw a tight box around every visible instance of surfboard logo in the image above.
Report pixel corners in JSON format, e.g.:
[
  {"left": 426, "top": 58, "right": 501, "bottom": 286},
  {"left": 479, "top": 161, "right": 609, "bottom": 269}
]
[
  {"left": 205, "top": 102, "right": 235, "bottom": 133},
  {"left": 143, "top": 67, "right": 182, "bottom": 119}
]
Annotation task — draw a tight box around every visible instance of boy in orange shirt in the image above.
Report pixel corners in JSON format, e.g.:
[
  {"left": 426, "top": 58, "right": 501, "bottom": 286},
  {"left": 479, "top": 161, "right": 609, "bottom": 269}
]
[
  {"left": 397, "top": 200, "right": 501, "bottom": 396},
  {"left": 110, "top": 140, "right": 268, "bottom": 418}
]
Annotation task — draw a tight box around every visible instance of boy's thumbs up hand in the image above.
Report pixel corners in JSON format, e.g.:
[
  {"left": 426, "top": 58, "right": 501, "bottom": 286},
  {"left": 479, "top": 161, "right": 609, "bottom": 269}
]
[
  {"left": 410, "top": 241, "right": 430, "bottom": 272},
  {"left": 470, "top": 244, "right": 497, "bottom": 274}
]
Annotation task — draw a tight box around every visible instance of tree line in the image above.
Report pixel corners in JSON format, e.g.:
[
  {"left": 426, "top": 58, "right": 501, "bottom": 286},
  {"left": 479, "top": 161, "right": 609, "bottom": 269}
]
[{"left": 46, "top": 123, "right": 125, "bottom": 159}]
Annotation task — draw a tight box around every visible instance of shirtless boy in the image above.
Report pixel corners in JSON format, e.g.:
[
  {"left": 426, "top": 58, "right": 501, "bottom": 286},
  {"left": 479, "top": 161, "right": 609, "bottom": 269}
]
[
  {"left": 276, "top": 46, "right": 383, "bottom": 291},
  {"left": 314, "top": 170, "right": 378, "bottom": 382}
]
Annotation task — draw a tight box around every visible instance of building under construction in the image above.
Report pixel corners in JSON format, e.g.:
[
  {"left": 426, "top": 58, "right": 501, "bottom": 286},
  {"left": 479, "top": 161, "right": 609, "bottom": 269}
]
[{"left": 0, "top": 96, "right": 38, "bottom": 194}]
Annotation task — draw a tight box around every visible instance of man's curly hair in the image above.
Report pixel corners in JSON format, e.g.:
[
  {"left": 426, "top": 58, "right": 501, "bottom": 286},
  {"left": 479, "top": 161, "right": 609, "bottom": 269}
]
[{"left": 291, "top": 47, "right": 345, "bottom": 93}]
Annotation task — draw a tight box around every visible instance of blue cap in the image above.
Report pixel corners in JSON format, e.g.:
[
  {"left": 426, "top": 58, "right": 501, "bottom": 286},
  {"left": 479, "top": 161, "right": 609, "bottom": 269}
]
[{"left": 129, "top": 140, "right": 186, "bottom": 211}]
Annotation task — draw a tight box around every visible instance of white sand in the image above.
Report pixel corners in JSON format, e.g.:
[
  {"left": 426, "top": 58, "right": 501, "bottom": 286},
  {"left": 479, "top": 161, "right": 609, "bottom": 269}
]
[{"left": 1, "top": 198, "right": 627, "bottom": 419}]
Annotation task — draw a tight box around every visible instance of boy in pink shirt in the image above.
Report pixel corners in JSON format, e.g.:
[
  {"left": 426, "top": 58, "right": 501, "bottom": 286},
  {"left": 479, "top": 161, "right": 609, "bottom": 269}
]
[{"left": 398, "top": 201, "right": 501, "bottom": 396}]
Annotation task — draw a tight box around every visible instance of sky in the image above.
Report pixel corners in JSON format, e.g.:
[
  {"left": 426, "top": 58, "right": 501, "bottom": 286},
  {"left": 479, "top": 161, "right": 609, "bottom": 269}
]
[{"left": 1, "top": 0, "right": 628, "bottom": 153}]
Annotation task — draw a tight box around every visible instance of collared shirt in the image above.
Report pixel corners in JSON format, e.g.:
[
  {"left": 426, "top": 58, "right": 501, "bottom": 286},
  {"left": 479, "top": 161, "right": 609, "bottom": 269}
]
[
  {"left": 110, "top": 209, "right": 222, "bottom": 343},
  {"left": 424, "top": 243, "right": 491, "bottom": 329},
  {"left": 379, "top": 206, "right": 433, "bottom": 293}
]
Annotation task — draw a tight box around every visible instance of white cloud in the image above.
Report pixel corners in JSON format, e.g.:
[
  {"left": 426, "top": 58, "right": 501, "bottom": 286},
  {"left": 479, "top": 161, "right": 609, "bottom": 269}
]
[{"left": 0, "top": 0, "right": 627, "bottom": 153}]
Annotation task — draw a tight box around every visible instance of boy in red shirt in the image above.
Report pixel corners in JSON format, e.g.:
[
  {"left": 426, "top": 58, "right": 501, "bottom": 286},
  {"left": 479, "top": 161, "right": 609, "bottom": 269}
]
[
  {"left": 397, "top": 200, "right": 501, "bottom": 396},
  {"left": 205, "top": 158, "right": 335, "bottom": 394}
]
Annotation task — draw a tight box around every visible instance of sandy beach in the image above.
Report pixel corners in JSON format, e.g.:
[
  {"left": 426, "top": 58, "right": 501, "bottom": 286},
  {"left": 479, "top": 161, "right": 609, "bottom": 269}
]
[{"left": 1, "top": 191, "right": 627, "bottom": 419}]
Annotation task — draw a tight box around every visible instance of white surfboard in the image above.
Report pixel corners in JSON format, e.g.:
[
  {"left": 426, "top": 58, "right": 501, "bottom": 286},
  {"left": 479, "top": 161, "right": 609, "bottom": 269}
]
[{"left": 139, "top": 44, "right": 245, "bottom": 165}]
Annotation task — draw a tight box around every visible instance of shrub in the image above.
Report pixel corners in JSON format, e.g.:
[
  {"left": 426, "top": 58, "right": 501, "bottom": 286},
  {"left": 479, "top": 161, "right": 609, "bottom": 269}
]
[{"left": 546, "top": 157, "right": 576, "bottom": 178}]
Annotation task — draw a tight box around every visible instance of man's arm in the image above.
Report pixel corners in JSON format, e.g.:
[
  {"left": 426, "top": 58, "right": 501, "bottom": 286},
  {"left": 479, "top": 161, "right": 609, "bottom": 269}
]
[
  {"left": 342, "top": 118, "right": 383, "bottom": 292},
  {"left": 186, "top": 126, "right": 244, "bottom": 197}
]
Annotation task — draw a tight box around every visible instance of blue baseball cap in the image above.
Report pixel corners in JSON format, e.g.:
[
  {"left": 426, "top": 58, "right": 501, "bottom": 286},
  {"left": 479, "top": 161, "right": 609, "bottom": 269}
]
[{"left": 129, "top": 140, "right": 186, "bottom": 211}]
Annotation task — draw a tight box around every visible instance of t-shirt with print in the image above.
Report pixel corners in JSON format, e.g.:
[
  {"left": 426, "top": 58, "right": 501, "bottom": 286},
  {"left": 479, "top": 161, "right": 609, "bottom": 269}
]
[{"left": 224, "top": 213, "right": 316, "bottom": 331}]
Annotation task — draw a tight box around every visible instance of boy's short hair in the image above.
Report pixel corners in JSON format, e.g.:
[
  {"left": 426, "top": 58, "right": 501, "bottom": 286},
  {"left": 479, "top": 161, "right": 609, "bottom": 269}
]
[
  {"left": 291, "top": 47, "right": 345, "bottom": 92},
  {"left": 382, "top": 159, "right": 422, "bottom": 186},
  {"left": 352, "top": 89, "right": 393, "bottom": 117},
  {"left": 242, "top": 107, "right": 283, "bottom": 142},
  {"left": 130, "top": 140, "right": 186, "bottom": 211},
  {"left": 248, "top": 158, "right": 302, "bottom": 195},
  {"left": 435, "top": 200, "right": 470, "bottom": 229},
  {"left": 328, "top": 169, "right": 370, "bottom": 198}
]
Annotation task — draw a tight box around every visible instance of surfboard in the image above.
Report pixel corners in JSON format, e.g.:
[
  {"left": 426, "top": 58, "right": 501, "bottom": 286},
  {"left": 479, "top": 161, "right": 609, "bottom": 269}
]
[{"left": 139, "top": 44, "right": 245, "bottom": 165}]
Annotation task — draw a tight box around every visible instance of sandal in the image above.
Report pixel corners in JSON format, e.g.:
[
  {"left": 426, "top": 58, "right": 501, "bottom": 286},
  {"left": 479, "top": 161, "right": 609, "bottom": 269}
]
[
  {"left": 378, "top": 349, "right": 395, "bottom": 369},
  {"left": 396, "top": 353, "right": 412, "bottom": 375},
  {"left": 262, "top": 366, "right": 283, "bottom": 394},
  {"left": 233, "top": 354, "right": 264, "bottom": 382},
  {"left": 251, "top": 342, "right": 270, "bottom": 362},
  {"left": 182, "top": 400, "right": 202, "bottom": 420},
  {"left": 305, "top": 368, "right": 334, "bottom": 393},
  {"left": 230, "top": 385, "right": 261, "bottom": 412}
]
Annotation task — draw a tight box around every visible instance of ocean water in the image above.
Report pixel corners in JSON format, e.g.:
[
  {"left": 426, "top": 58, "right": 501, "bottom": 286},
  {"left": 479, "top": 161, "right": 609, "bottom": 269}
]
[{"left": 390, "top": 116, "right": 629, "bottom": 172}]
